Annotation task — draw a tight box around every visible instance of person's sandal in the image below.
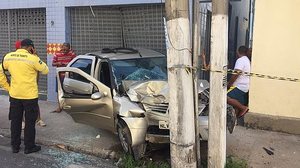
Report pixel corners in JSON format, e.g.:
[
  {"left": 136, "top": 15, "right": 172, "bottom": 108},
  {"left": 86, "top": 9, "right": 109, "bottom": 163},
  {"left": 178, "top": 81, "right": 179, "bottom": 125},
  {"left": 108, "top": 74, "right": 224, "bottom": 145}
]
[
  {"left": 238, "top": 108, "right": 249, "bottom": 118},
  {"left": 36, "top": 119, "right": 46, "bottom": 127}
]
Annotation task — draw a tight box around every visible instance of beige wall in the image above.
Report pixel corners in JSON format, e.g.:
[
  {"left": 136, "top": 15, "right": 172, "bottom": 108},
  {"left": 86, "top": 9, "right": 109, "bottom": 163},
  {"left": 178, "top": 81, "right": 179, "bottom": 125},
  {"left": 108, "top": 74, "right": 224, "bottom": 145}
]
[{"left": 249, "top": 0, "right": 300, "bottom": 118}]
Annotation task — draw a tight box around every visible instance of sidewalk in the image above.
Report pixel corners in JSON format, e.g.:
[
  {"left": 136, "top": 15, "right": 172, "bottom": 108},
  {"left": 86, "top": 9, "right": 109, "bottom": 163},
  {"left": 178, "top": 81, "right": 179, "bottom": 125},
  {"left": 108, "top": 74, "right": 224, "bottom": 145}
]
[
  {"left": 0, "top": 95, "right": 121, "bottom": 159},
  {"left": 227, "top": 126, "right": 300, "bottom": 168},
  {"left": 0, "top": 95, "right": 299, "bottom": 167}
]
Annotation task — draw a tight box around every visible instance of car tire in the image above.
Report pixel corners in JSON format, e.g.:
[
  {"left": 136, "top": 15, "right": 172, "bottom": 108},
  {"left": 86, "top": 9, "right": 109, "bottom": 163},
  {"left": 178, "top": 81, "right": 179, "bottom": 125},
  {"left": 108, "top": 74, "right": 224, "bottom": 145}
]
[
  {"left": 117, "top": 120, "right": 133, "bottom": 154},
  {"left": 227, "top": 105, "right": 237, "bottom": 134},
  {"left": 117, "top": 120, "right": 146, "bottom": 160}
]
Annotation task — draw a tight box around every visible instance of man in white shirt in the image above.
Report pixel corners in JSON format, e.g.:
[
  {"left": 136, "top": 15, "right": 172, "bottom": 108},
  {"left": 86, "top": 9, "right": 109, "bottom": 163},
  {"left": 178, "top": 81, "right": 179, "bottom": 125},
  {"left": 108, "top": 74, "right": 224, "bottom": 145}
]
[{"left": 227, "top": 46, "right": 251, "bottom": 118}]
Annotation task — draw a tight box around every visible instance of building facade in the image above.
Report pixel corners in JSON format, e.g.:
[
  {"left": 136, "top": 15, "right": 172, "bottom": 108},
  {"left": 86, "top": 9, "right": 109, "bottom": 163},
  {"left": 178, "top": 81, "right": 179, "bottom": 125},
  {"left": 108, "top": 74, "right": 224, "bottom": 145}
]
[
  {"left": 246, "top": 0, "right": 300, "bottom": 134},
  {"left": 0, "top": 0, "right": 166, "bottom": 101},
  {"left": 1, "top": 0, "right": 252, "bottom": 102},
  {"left": 5, "top": 1, "right": 293, "bottom": 136}
]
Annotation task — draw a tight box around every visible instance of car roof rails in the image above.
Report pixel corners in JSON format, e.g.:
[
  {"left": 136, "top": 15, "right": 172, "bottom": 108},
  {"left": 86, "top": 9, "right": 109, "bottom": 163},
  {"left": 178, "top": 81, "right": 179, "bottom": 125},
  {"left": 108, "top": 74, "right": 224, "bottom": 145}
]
[
  {"left": 113, "top": 48, "right": 138, "bottom": 54},
  {"left": 101, "top": 48, "right": 114, "bottom": 53},
  {"left": 101, "top": 47, "right": 139, "bottom": 54}
]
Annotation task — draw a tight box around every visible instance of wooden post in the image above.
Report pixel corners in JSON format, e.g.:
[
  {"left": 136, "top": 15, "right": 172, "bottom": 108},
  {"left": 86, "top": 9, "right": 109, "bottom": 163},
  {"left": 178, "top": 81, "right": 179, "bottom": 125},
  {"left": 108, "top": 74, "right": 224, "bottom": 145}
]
[
  {"left": 165, "top": 0, "right": 197, "bottom": 167},
  {"left": 192, "top": 0, "right": 201, "bottom": 166},
  {"left": 208, "top": 0, "right": 229, "bottom": 167}
]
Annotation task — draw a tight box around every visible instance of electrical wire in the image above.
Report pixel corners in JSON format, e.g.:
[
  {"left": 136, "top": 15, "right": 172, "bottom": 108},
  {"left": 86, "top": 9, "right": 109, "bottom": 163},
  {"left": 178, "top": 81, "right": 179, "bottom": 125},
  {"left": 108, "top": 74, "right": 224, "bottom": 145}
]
[{"left": 162, "top": 0, "right": 192, "bottom": 53}]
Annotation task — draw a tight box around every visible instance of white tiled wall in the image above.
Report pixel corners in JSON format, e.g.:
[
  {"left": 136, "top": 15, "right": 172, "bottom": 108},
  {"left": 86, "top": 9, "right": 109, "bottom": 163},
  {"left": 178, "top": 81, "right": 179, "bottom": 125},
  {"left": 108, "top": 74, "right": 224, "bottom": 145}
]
[{"left": 46, "top": 1, "right": 67, "bottom": 101}]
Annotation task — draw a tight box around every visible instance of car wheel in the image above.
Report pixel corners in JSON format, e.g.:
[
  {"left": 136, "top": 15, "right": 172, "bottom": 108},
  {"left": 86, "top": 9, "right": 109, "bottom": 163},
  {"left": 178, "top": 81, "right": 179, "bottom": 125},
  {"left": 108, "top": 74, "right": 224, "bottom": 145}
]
[
  {"left": 117, "top": 120, "right": 147, "bottom": 160},
  {"left": 227, "top": 105, "right": 237, "bottom": 134},
  {"left": 117, "top": 120, "right": 133, "bottom": 154}
]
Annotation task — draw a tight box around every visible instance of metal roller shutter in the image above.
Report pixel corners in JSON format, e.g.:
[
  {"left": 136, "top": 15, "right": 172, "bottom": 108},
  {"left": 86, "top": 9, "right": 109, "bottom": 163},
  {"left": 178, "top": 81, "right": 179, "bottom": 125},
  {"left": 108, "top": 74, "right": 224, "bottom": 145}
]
[
  {"left": 70, "top": 4, "right": 166, "bottom": 55},
  {"left": 70, "top": 7, "right": 122, "bottom": 55},
  {"left": 0, "top": 10, "right": 9, "bottom": 61},
  {"left": 0, "top": 8, "right": 47, "bottom": 95},
  {"left": 122, "top": 4, "right": 166, "bottom": 54}
]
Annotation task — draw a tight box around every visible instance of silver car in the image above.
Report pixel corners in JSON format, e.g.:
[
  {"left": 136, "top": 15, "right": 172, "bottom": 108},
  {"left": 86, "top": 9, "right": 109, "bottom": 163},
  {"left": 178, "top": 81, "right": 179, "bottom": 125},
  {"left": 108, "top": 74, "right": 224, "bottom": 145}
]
[{"left": 57, "top": 48, "right": 211, "bottom": 159}]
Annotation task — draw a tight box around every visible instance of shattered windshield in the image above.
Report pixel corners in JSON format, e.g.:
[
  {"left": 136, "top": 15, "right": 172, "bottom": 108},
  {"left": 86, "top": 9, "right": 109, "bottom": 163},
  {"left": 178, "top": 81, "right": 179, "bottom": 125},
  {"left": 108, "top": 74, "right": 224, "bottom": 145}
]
[{"left": 111, "top": 57, "right": 167, "bottom": 86}]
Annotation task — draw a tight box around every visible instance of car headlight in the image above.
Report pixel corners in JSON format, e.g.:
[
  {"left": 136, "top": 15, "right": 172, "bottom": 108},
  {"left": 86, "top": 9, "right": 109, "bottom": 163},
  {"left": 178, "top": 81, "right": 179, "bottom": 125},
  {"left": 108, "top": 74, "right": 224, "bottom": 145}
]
[{"left": 129, "top": 109, "right": 145, "bottom": 117}]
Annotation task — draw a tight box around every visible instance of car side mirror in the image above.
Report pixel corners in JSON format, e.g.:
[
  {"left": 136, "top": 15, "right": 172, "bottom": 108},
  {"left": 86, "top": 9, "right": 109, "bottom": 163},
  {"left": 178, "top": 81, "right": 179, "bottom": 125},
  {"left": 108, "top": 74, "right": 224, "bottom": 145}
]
[
  {"left": 91, "top": 92, "right": 108, "bottom": 100},
  {"left": 91, "top": 92, "right": 103, "bottom": 100}
]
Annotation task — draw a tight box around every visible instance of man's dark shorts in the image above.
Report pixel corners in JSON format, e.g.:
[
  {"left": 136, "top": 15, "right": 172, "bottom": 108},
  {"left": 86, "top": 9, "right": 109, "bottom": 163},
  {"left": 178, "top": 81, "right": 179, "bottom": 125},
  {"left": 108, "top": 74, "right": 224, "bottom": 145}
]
[{"left": 227, "top": 87, "right": 247, "bottom": 105}]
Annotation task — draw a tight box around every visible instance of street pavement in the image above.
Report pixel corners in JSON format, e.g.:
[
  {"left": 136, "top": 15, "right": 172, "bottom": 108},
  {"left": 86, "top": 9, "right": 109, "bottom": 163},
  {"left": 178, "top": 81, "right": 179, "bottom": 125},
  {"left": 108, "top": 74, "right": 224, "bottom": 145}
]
[
  {"left": 0, "top": 136, "right": 116, "bottom": 168},
  {"left": 0, "top": 95, "right": 300, "bottom": 168}
]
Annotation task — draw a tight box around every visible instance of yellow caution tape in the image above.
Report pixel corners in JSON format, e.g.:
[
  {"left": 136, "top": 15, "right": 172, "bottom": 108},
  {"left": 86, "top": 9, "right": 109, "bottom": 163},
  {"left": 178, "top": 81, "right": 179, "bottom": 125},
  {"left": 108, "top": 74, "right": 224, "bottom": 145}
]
[{"left": 202, "top": 68, "right": 300, "bottom": 82}]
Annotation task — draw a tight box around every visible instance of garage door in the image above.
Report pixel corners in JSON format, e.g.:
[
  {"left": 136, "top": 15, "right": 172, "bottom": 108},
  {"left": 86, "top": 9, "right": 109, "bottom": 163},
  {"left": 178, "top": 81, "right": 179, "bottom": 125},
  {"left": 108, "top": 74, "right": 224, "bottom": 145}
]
[
  {"left": 70, "top": 4, "right": 166, "bottom": 55},
  {"left": 70, "top": 7, "right": 122, "bottom": 55},
  {"left": 0, "top": 8, "right": 47, "bottom": 95},
  {"left": 0, "top": 10, "right": 9, "bottom": 61},
  {"left": 121, "top": 4, "right": 166, "bottom": 54}
]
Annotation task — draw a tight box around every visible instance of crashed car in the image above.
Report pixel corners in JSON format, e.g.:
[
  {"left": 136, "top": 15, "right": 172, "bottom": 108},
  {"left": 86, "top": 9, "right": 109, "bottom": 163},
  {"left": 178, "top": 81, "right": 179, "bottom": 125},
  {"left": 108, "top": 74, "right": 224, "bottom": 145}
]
[{"left": 57, "top": 48, "right": 212, "bottom": 159}]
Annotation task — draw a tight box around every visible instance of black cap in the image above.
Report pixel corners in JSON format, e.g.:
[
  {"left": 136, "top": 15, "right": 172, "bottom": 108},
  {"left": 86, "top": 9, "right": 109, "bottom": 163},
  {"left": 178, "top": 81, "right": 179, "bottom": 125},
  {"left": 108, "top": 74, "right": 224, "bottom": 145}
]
[{"left": 21, "top": 39, "right": 34, "bottom": 48}]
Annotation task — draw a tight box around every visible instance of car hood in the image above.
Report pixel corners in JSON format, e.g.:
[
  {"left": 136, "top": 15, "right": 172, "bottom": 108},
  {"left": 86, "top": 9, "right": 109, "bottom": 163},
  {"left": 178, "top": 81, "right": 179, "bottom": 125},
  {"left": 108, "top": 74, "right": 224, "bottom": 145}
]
[
  {"left": 122, "top": 80, "right": 209, "bottom": 104},
  {"left": 122, "top": 80, "right": 169, "bottom": 104}
]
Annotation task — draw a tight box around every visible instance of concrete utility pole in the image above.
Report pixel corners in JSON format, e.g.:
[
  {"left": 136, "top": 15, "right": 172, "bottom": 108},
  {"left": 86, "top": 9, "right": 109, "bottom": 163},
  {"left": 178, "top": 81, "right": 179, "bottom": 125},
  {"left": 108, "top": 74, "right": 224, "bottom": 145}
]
[
  {"left": 192, "top": 0, "right": 201, "bottom": 166},
  {"left": 208, "top": 0, "right": 229, "bottom": 168},
  {"left": 165, "top": 0, "right": 197, "bottom": 167}
]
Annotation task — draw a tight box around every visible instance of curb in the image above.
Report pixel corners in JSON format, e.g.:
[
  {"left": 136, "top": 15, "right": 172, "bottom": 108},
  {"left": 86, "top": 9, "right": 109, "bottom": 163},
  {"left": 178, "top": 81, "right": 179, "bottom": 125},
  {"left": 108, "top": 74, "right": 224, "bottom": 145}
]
[{"left": 0, "top": 128, "right": 121, "bottom": 160}]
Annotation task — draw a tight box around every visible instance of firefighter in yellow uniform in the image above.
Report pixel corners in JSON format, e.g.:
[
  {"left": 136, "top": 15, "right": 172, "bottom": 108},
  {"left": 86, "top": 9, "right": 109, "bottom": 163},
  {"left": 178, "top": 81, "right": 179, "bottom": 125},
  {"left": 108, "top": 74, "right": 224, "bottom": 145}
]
[{"left": 0, "top": 39, "right": 48, "bottom": 154}]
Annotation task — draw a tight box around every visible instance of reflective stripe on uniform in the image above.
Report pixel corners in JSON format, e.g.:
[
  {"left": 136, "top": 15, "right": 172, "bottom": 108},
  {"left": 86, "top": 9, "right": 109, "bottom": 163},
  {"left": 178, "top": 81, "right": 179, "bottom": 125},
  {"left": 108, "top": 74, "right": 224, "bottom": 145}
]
[{"left": 4, "top": 58, "right": 35, "bottom": 64}]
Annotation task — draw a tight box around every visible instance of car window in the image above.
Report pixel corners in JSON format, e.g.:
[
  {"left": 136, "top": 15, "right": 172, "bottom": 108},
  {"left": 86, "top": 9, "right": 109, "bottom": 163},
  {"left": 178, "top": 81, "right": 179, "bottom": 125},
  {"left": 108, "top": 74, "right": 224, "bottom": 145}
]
[
  {"left": 111, "top": 57, "right": 167, "bottom": 86},
  {"left": 99, "top": 62, "right": 112, "bottom": 88},
  {"left": 61, "top": 71, "right": 98, "bottom": 97},
  {"left": 70, "top": 59, "right": 93, "bottom": 74},
  {"left": 69, "top": 59, "right": 93, "bottom": 83}
]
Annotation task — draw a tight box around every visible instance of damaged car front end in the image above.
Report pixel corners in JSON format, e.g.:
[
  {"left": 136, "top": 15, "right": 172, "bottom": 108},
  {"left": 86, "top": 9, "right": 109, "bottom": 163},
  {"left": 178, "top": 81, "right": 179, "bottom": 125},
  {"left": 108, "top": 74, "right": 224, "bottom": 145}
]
[
  {"left": 111, "top": 59, "right": 210, "bottom": 159},
  {"left": 57, "top": 50, "right": 211, "bottom": 160}
]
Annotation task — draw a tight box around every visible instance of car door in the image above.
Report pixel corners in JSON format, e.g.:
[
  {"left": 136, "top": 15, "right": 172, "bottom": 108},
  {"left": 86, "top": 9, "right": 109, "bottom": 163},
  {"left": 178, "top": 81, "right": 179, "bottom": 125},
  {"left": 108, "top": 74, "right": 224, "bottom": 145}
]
[
  {"left": 57, "top": 65, "right": 114, "bottom": 132},
  {"left": 63, "top": 56, "right": 96, "bottom": 95}
]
